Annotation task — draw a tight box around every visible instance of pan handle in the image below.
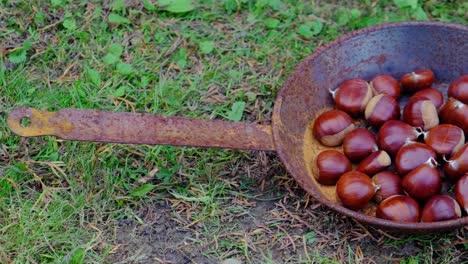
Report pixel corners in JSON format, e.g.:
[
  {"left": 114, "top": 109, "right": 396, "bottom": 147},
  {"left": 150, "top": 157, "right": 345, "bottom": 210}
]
[{"left": 7, "top": 107, "right": 275, "bottom": 151}]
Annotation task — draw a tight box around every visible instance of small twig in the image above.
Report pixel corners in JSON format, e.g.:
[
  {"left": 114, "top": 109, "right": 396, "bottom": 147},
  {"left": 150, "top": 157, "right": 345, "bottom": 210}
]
[
  {"left": 276, "top": 225, "right": 297, "bottom": 251},
  {"left": 375, "top": 229, "right": 401, "bottom": 240},
  {"left": 163, "top": 36, "right": 183, "bottom": 58},
  {"left": 277, "top": 201, "right": 313, "bottom": 228},
  {"left": 352, "top": 220, "right": 378, "bottom": 242},
  {"left": 303, "top": 236, "right": 312, "bottom": 262},
  {"left": 38, "top": 19, "right": 63, "bottom": 32}
]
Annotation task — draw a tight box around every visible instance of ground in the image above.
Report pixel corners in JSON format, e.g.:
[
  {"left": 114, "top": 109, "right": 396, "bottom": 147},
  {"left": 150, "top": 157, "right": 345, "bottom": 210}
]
[{"left": 0, "top": 0, "right": 467, "bottom": 263}]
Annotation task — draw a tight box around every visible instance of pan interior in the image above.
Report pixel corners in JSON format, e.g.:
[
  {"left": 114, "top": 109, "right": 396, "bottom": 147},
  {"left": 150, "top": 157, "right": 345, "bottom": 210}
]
[{"left": 272, "top": 22, "right": 468, "bottom": 230}]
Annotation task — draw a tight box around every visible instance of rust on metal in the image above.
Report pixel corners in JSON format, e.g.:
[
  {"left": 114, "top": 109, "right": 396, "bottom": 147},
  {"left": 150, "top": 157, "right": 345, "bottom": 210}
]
[{"left": 7, "top": 106, "right": 275, "bottom": 151}]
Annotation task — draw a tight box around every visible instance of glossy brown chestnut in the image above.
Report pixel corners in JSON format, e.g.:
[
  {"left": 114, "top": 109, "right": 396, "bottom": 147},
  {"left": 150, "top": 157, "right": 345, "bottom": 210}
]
[
  {"left": 315, "top": 150, "right": 352, "bottom": 185},
  {"left": 439, "top": 99, "right": 468, "bottom": 135},
  {"left": 395, "top": 141, "right": 437, "bottom": 176},
  {"left": 343, "top": 128, "right": 378, "bottom": 162},
  {"left": 377, "top": 120, "right": 422, "bottom": 157},
  {"left": 400, "top": 69, "right": 435, "bottom": 92},
  {"left": 370, "top": 74, "right": 401, "bottom": 98},
  {"left": 376, "top": 195, "right": 420, "bottom": 223},
  {"left": 313, "top": 110, "right": 355, "bottom": 147},
  {"left": 364, "top": 94, "right": 400, "bottom": 127},
  {"left": 372, "top": 171, "right": 403, "bottom": 203},
  {"left": 412, "top": 88, "right": 444, "bottom": 110},
  {"left": 439, "top": 98, "right": 464, "bottom": 124},
  {"left": 448, "top": 75, "right": 468, "bottom": 104},
  {"left": 455, "top": 173, "right": 468, "bottom": 214},
  {"left": 336, "top": 171, "right": 376, "bottom": 210},
  {"left": 423, "top": 124, "right": 465, "bottom": 158},
  {"left": 402, "top": 97, "right": 439, "bottom": 131},
  {"left": 421, "top": 195, "right": 462, "bottom": 223},
  {"left": 402, "top": 158, "right": 441, "bottom": 202},
  {"left": 331, "top": 78, "right": 373, "bottom": 116},
  {"left": 356, "top": 150, "right": 391, "bottom": 176},
  {"left": 444, "top": 143, "right": 468, "bottom": 183}
]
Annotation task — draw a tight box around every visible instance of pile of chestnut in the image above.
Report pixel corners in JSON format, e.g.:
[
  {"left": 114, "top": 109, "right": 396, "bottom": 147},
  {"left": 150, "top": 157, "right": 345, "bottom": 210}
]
[{"left": 313, "top": 70, "right": 468, "bottom": 223}]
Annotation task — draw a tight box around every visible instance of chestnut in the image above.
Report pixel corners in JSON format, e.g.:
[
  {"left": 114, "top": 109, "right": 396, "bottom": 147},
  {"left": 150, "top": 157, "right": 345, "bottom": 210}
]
[
  {"left": 356, "top": 150, "right": 391, "bottom": 176},
  {"left": 439, "top": 99, "right": 468, "bottom": 135},
  {"left": 336, "top": 171, "right": 376, "bottom": 210},
  {"left": 364, "top": 94, "right": 400, "bottom": 127},
  {"left": 421, "top": 195, "right": 462, "bottom": 223},
  {"left": 400, "top": 69, "right": 435, "bottom": 92},
  {"left": 444, "top": 143, "right": 468, "bottom": 183},
  {"left": 377, "top": 120, "right": 422, "bottom": 157},
  {"left": 315, "top": 150, "right": 352, "bottom": 185},
  {"left": 411, "top": 88, "right": 444, "bottom": 110},
  {"left": 343, "top": 128, "right": 378, "bottom": 162},
  {"left": 376, "top": 195, "right": 420, "bottom": 223},
  {"left": 402, "top": 97, "right": 439, "bottom": 131},
  {"left": 331, "top": 78, "right": 373, "bottom": 116},
  {"left": 448, "top": 75, "right": 468, "bottom": 104},
  {"left": 395, "top": 141, "right": 437, "bottom": 176},
  {"left": 439, "top": 98, "right": 465, "bottom": 124},
  {"left": 455, "top": 173, "right": 468, "bottom": 214},
  {"left": 372, "top": 171, "right": 403, "bottom": 203},
  {"left": 313, "top": 110, "right": 355, "bottom": 147},
  {"left": 423, "top": 124, "right": 465, "bottom": 158},
  {"left": 402, "top": 158, "right": 441, "bottom": 202},
  {"left": 370, "top": 74, "right": 401, "bottom": 98}
]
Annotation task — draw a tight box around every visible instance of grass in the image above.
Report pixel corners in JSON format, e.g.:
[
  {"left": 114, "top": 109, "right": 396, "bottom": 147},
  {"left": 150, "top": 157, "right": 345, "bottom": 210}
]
[{"left": 1, "top": 0, "right": 467, "bottom": 263}]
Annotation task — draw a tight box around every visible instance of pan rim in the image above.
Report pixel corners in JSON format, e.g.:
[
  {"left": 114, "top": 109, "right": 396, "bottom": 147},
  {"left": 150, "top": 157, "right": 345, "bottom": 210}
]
[{"left": 272, "top": 20, "right": 468, "bottom": 232}]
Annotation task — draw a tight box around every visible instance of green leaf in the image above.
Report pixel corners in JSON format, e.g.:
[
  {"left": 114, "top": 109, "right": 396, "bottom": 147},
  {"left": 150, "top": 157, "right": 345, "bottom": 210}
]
[
  {"left": 304, "top": 232, "right": 316, "bottom": 244},
  {"left": 23, "top": 40, "right": 33, "bottom": 50},
  {"left": 86, "top": 68, "right": 101, "bottom": 87},
  {"left": 157, "top": 167, "right": 173, "bottom": 184},
  {"left": 112, "top": 0, "right": 126, "bottom": 11},
  {"left": 337, "top": 10, "right": 349, "bottom": 26},
  {"left": 350, "top": 9, "right": 362, "bottom": 19},
  {"left": 63, "top": 17, "right": 77, "bottom": 30},
  {"left": 393, "top": 0, "right": 418, "bottom": 9},
  {"left": 297, "top": 21, "right": 323, "bottom": 39},
  {"left": 143, "top": 0, "right": 157, "bottom": 10},
  {"left": 116, "top": 62, "right": 133, "bottom": 75},
  {"left": 140, "top": 75, "right": 150, "bottom": 88},
  {"left": 224, "top": 0, "right": 238, "bottom": 13},
  {"left": 9, "top": 39, "right": 34, "bottom": 64},
  {"left": 108, "top": 43, "right": 123, "bottom": 56},
  {"left": 130, "top": 184, "right": 156, "bottom": 197},
  {"left": 199, "top": 41, "right": 214, "bottom": 54},
  {"left": 51, "top": 0, "right": 63, "bottom": 7},
  {"left": 8, "top": 49, "right": 27, "bottom": 63},
  {"left": 113, "top": 86, "right": 127, "bottom": 97},
  {"left": 227, "top": 101, "right": 246, "bottom": 121},
  {"left": 69, "top": 248, "right": 85, "bottom": 264},
  {"left": 268, "top": 0, "right": 281, "bottom": 10},
  {"left": 158, "top": 0, "right": 195, "bottom": 13},
  {"left": 34, "top": 11, "right": 45, "bottom": 24},
  {"left": 264, "top": 18, "right": 280, "bottom": 29},
  {"left": 108, "top": 12, "right": 131, "bottom": 24},
  {"left": 414, "top": 5, "right": 428, "bottom": 20},
  {"left": 102, "top": 53, "right": 119, "bottom": 65}
]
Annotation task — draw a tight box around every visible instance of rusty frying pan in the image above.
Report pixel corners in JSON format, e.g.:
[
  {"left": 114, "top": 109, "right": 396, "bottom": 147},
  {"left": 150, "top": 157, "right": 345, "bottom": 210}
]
[{"left": 7, "top": 21, "right": 468, "bottom": 232}]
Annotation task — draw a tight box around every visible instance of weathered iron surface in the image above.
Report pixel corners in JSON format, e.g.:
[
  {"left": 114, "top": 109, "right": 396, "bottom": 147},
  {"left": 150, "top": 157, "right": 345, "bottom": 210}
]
[
  {"left": 8, "top": 21, "right": 468, "bottom": 232},
  {"left": 7, "top": 107, "right": 275, "bottom": 151}
]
